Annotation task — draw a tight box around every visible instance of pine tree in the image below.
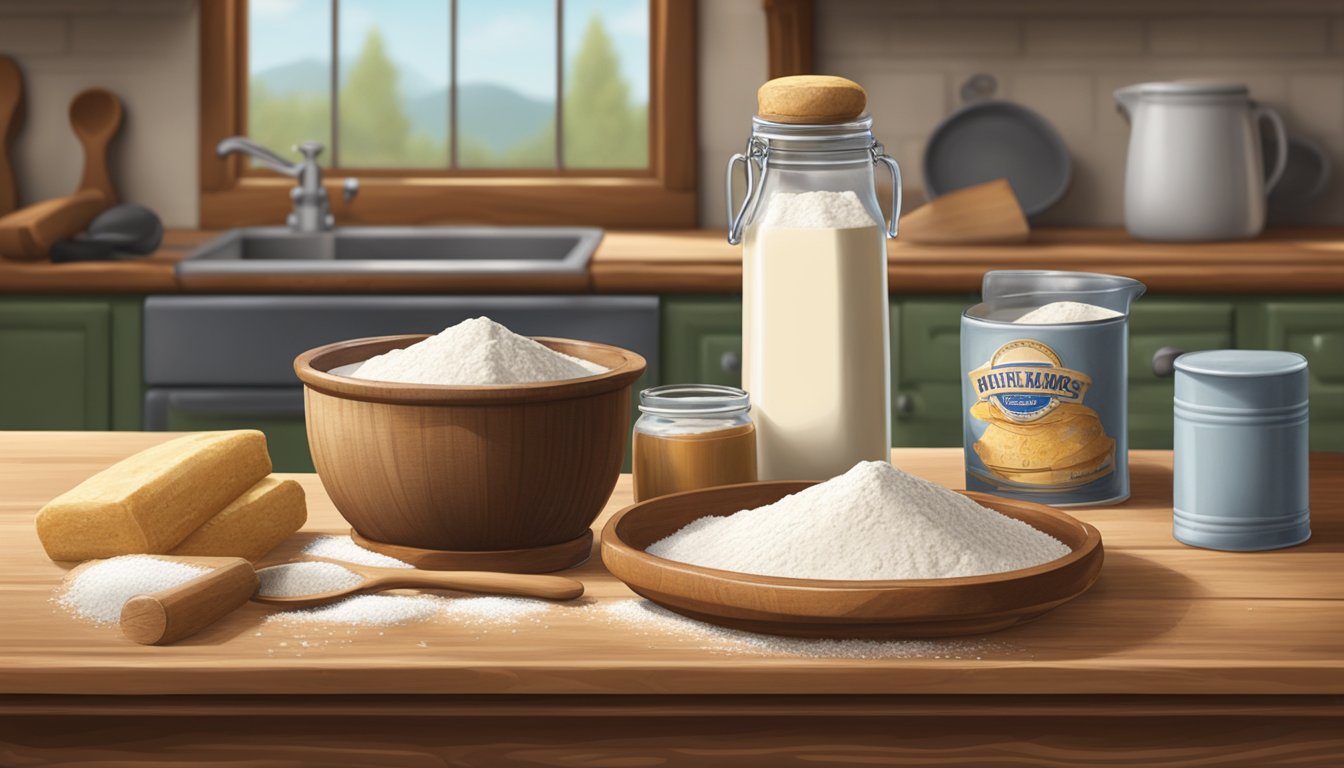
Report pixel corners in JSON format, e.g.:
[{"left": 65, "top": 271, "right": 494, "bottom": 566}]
[
  {"left": 339, "top": 26, "right": 413, "bottom": 166},
  {"left": 562, "top": 15, "right": 646, "bottom": 169}
]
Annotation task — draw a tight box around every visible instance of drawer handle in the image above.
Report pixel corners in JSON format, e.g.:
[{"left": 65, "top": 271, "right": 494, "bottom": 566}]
[
  {"left": 894, "top": 393, "right": 915, "bottom": 416},
  {"left": 720, "top": 351, "right": 741, "bottom": 375},
  {"left": 1152, "top": 346, "right": 1186, "bottom": 378}
]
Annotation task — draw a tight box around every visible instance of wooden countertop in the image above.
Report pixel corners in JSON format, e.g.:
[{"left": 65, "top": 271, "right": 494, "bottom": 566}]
[
  {"left": 1, "top": 228, "right": 1342, "bottom": 295},
  {"left": 1, "top": 432, "right": 1341, "bottom": 698}
]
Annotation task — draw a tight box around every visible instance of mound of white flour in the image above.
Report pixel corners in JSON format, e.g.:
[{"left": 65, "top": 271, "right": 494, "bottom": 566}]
[
  {"left": 761, "top": 190, "right": 876, "bottom": 229},
  {"left": 351, "top": 316, "right": 607, "bottom": 385},
  {"left": 1014, "top": 301, "right": 1122, "bottom": 324},
  {"left": 646, "top": 461, "right": 1069, "bottom": 580}
]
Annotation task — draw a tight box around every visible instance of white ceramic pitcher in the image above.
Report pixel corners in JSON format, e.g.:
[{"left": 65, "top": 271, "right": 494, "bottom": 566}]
[{"left": 1116, "top": 81, "right": 1287, "bottom": 241}]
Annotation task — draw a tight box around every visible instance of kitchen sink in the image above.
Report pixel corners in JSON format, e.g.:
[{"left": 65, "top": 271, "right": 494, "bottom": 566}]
[{"left": 177, "top": 226, "right": 603, "bottom": 277}]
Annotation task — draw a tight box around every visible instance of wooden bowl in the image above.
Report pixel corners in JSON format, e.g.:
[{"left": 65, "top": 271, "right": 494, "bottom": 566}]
[
  {"left": 295, "top": 335, "right": 646, "bottom": 568},
  {"left": 602, "top": 482, "right": 1103, "bottom": 638}
]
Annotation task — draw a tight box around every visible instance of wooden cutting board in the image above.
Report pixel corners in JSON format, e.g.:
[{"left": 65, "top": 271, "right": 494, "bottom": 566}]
[{"left": 0, "top": 56, "right": 22, "bottom": 217}]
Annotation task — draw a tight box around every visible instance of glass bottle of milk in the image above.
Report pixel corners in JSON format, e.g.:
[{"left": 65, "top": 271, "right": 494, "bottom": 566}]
[{"left": 726, "top": 76, "right": 902, "bottom": 480}]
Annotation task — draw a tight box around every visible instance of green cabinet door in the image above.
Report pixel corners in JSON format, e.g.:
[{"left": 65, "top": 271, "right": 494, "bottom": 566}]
[
  {"left": 661, "top": 297, "right": 743, "bottom": 386},
  {"left": 1127, "top": 299, "right": 1236, "bottom": 449},
  {"left": 0, "top": 298, "right": 142, "bottom": 430},
  {"left": 891, "top": 297, "right": 974, "bottom": 447},
  {"left": 1238, "top": 299, "right": 1344, "bottom": 452}
]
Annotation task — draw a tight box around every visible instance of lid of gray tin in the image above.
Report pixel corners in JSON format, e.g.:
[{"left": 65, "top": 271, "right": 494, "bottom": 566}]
[{"left": 1174, "top": 350, "right": 1309, "bottom": 410}]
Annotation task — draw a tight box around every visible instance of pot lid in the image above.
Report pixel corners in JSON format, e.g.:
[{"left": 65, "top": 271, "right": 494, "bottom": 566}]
[{"left": 1126, "top": 80, "right": 1248, "bottom": 96}]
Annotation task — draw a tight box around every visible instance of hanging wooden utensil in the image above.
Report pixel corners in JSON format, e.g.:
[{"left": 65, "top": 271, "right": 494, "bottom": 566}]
[
  {"left": 0, "top": 56, "right": 22, "bottom": 217},
  {"left": 69, "top": 87, "right": 122, "bottom": 204},
  {"left": 899, "top": 178, "right": 1030, "bottom": 245}
]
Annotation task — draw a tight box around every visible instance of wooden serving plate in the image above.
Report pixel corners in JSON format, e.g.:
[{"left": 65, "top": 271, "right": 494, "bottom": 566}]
[{"left": 601, "top": 482, "right": 1103, "bottom": 638}]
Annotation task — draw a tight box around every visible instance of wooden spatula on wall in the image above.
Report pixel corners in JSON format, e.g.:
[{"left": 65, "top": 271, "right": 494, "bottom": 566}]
[
  {"left": 0, "top": 88, "right": 122, "bottom": 261},
  {"left": 899, "top": 179, "right": 1030, "bottom": 245},
  {"left": 0, "top": 56, "right": 23, "bottom": 217}
]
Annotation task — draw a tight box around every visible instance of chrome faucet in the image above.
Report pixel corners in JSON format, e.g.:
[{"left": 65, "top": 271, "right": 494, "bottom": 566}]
[{"left": 216, "top": 137, "right": 359, "bottom": 232}]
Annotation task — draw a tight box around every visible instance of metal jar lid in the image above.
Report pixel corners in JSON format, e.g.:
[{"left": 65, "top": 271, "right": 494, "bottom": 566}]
[
  {"left": 638, "top": 384, "right": 750, "bottom": 417},
  {"left": 1174, "top": 350, "right": 1309, "bottom": 411}
]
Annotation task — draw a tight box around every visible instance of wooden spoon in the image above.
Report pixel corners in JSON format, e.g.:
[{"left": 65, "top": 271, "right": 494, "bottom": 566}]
[
  {"left": 69, "top": 87, "right": 122, "bottom": 204},
  {"left": 252, "top": 557, "right": 586, "bottom": 609},
  {"left": 119, "top": 556, "right": 258, "bottom": 645},
  {"left": 68, "top": 87, "right": 121, "bottom": 204},
  {"left": 0, "top": 56, "right": 22, "bottom": 217}
]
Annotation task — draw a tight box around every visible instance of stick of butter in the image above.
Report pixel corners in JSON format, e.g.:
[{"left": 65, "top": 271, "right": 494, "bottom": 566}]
[
  {"left": 36, "top": 431, "right": 272, "bottom": 562},
  {"left": 172, "top": 476, "right": 307, "bottom": 562}
]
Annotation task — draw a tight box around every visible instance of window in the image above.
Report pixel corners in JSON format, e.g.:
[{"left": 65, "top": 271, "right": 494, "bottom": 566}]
[
  {"left": 247, "top": 0, "right": 650, "bottom": 171},
  {"left": 200, "top": 0, "right": 696, "bottom": 228}
]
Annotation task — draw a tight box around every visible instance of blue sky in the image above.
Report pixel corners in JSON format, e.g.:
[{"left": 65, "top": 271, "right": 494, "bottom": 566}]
[{"left": 249, "top": 0, "right": 649, "bottom": 104}]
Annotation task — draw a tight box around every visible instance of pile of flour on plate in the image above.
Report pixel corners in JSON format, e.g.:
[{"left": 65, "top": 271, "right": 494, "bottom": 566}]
[
  {"left": 1013, "top": 301, "right": 1122, "bottom": 324},
  {"left": 646, "top": 461, "right": 1069, "bottom": 580},
  {"left": 350, "top": 316, "right": 607, "bottom": 385}
]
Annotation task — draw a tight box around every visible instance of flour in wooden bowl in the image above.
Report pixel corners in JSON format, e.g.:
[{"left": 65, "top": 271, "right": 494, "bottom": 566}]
[{"left": 350, "top": 316, "right": 607, "bottom": 385}]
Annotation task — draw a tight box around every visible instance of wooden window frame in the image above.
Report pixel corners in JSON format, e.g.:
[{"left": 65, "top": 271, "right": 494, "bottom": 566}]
[{"left": 199, "top": 0, "right": 697, "bottom": 229}]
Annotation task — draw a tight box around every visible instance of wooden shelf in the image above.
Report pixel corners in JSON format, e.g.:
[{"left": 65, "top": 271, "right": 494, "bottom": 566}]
[{"left": 2, "top": 228, "right": 1343, "bottom": 295}]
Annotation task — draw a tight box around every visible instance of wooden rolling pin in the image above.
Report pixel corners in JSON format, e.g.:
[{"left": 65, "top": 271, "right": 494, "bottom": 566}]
[{"left": 119, "top": 556, "right": 258, "bottom": 645}]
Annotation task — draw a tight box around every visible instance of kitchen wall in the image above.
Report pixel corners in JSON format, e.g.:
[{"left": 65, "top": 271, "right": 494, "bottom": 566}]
[
  {"left": 0, "top": 0, "right": 198, "bottom": 227},
  {"left": 5, "top": 1, "right": 1339, "bottom": 230},
  {"left": 698, "top": 1, "right": 767, "bottom": 231},
  {"left": 816, "top": 0, "right": 1344, "bottom": 226}
]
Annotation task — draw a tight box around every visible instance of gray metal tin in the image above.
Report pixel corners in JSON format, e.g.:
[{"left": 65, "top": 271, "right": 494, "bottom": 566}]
[
  {"left": 961, "top": 271, "right": 1144, "bottom": 507},
  {"left": 1173, "top": 350, "right": 1310, "bottom": 551}
]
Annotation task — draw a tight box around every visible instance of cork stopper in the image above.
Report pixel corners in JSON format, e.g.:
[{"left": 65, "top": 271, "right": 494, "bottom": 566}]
[{"left": 756, "top": 75, "right": 867, "bottom": 124}]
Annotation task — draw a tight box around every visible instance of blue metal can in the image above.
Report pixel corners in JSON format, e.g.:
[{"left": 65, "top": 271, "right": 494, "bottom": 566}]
[
  {"left": 1173, "top": 350, "right": 1311, "bottom": 551},
  {"left": 961, "top": 271, "right": 1145, "bottom": 507}
]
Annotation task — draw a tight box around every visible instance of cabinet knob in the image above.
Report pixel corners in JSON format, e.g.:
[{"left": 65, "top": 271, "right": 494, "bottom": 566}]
[
  {"left": 1152, "top": 346, "right": 1186, "bottom": 378},
  {"left": 720, "top": 351, "right": 741, "bottom": 375},
  {"left": 894, "top": 393, "right": 915, "bottom": 417}
]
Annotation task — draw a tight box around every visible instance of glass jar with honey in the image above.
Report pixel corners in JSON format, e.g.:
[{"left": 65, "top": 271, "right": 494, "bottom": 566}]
[{"left": 632, "top": 385, "right": 757, "bottom": 502}]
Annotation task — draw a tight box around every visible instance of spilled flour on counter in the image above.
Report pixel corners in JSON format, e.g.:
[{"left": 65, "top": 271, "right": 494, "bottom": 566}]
[
  {"left": 302, "top": 535, "right": 414, "bottom": 569},
  {"left": 349, "top": 316, "right": 607, "bottom": 385},
  {"left": 441, "top": 596, "right": 552, "bottom": 625},
  {"left": 265, "top": 595, "right": 445, "bottom": 626},
  {"left": 264, "top": 595, "right": 556, "bottom": 628},
  {"left": 1013, "top": 301, "right": 1122, "bottom": 324},
  {"left": 598, "top": 600, "right": 1007, "bottom": 660},
  {"left": 57, "top": 556, "right": 210, "bottom": 624},
  {"left": 646, "top": 461, "right": 1069, "bottom": 580}
]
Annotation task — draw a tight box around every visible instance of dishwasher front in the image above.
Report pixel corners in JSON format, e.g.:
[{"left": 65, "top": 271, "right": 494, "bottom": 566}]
[{"left": 143, "top": 296, "right": 660, "bottom": 471}]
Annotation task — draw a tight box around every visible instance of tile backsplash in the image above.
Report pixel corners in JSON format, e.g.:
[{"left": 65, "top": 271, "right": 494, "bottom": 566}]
[{"left": 817, "top": 1, "right": 1344, "bottom": 226}]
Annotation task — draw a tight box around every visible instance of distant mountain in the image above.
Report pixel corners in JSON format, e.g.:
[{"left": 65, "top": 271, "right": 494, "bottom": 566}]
[
  {"left": 394, "top": 84, "right": 555, "bottom": 153},
  {"left": 457, "top": 83, "right": 553, "bottom": 153},
  {"left": 252, "top": 58, "right": 438, "bottom": 99},
  {"left": 253, "top": 60, "right": 554, "bottom": 156}
]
